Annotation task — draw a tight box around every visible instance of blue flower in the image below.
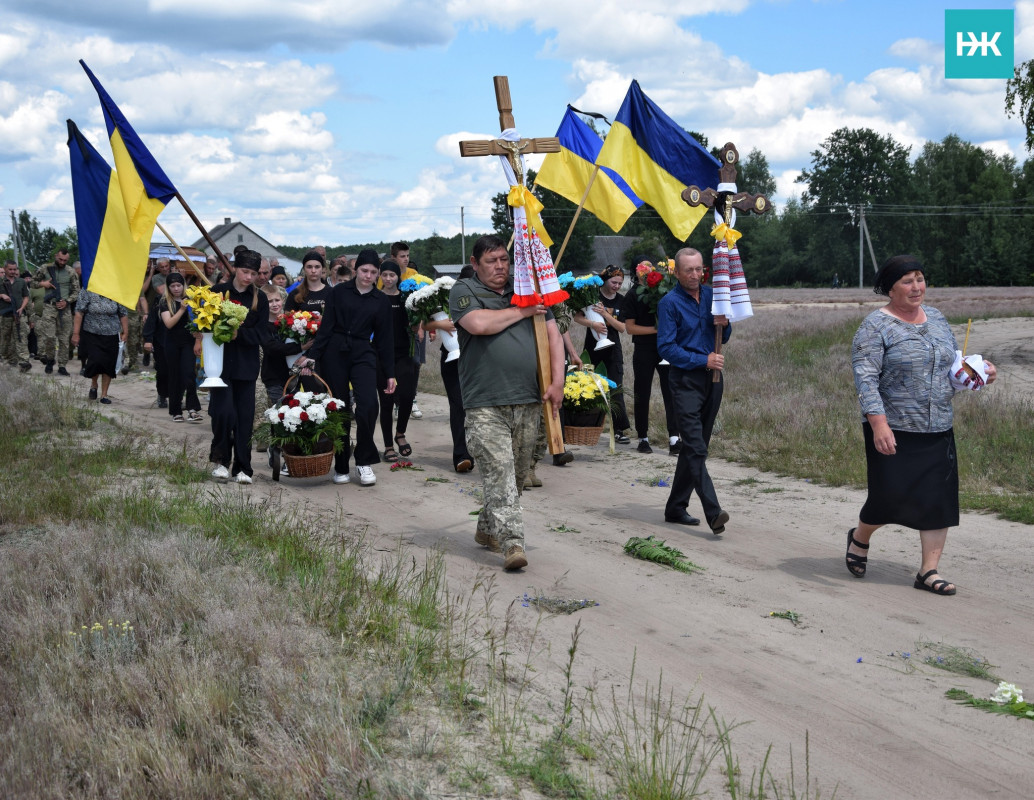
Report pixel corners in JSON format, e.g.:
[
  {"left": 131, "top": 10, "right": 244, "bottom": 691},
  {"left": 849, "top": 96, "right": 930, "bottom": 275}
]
[
  {"left": 856, "top": 657, "right": 863, "bottom": 663},
  {"left": 399, "top": 278, "right": 418, "bottom": 292}
]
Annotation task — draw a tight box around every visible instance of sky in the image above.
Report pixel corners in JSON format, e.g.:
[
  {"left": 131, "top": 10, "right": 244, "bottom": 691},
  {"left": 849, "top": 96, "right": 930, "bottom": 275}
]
[{"left": 1, "top": 0, "right": 1032, "bottom": 254}]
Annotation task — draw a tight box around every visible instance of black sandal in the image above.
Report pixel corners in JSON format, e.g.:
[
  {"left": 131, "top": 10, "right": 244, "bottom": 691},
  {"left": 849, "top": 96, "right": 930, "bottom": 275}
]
[
  {"left": 914, "top": 569, "right": 956, "bottom": 596},
  {"left": 394, "top": 433, "right": 412, "bottom": 457},
  {"left": 383, "top": 447, "right": 399, "bottom": 463},
  {"left": 845, "top": 528, "right": 869, "bottom": 578}
]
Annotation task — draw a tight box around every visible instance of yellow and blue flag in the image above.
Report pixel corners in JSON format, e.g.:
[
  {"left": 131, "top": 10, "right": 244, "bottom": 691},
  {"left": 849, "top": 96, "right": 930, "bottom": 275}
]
[
  {"left": 80, "top": 60, "right": 177, "bottom": 242},
  {"left": 535, "top": 106, "right": 643, "bottom": 233},
  {"left": 596, "top": 81, "right": 720, "bottom": 240},
  {"left": 67, "top": 120, "right": 152, "bottom": 309}
]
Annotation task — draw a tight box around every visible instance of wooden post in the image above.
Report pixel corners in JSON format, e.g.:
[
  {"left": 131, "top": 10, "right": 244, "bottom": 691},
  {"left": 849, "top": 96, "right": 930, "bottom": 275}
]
[
  {"left": 458, "top": 76, "right": 565, "bottom": 454},
  {"left": 174, "top": 192, "right": 233, "bottom": 274}
]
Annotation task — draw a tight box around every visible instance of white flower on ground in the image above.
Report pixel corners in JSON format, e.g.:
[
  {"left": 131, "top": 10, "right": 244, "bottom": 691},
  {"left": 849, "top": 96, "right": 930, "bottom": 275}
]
[{"left": 991, "top": 682, "right": 1023, "bottom": 704}]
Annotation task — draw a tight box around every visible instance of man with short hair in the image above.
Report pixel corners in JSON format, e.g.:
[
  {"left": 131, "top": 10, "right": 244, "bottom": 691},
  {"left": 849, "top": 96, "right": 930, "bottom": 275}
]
[
  {"left": 657, "top": 247, "right": 731, "bottom": 535},
  {"left": 391, "top": 240, "right": 425, "bottom": 417},
  {"left": 204, "top": 256, "right": 221, "bottom": 284},
  {"left": 31, "top": 248, "right": 79, "bottom": 375},
  {"left": 450, "top": 234, "right": 565, "bottom": 570},
  {"left": 256, "top": 258, "right": 271, "bottom": 288},
  {"left": 0, "top": 259, "right": 32, "bottom": 371}
]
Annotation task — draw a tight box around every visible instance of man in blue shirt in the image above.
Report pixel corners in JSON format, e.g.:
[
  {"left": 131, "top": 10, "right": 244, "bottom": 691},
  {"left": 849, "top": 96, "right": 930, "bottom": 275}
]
[{"left": 657, "top": 248, "right": 732, "bottom": 535}]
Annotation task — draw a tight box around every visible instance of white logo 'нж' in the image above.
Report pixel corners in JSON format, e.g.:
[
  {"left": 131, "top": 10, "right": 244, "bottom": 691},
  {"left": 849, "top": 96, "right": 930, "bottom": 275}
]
[{"left": 956, "top": 31, "right": 1002, "bottom": 57}]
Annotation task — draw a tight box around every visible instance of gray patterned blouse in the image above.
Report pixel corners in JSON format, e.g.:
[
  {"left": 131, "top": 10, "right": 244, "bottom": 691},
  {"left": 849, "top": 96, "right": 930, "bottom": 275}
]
[
  {"left": 851, "top": 306, "right": 958, "bottom": 433},
  {"left": 76, "top": 289, "right": 128, "bottom": 336}
]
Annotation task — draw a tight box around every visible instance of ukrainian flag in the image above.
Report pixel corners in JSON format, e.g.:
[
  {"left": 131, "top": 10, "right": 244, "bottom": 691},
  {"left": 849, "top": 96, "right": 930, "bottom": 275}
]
[
  {"left": 80, "top": 60, "right": 177, "bottom": 242},
  {"left": 67, "top": 120, "right": 153, "bottom": 309},
  {"left": 535, "top": 106, "right": 643, "bottom": 233},
  {"left": 596, "top": 81, "right": 720, "bottom": 241}
]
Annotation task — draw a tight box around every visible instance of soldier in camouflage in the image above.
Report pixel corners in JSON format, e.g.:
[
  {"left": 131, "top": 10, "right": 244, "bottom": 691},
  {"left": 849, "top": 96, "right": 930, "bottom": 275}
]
[
  {"left": 1, "top": 259, "right": 32, "bottom": 371},
  {"left": 31, "top": 248, "right": 80, "bottom": 375},
  {"left": 449, "top": 235, "right": 565, "bottom": 571}
]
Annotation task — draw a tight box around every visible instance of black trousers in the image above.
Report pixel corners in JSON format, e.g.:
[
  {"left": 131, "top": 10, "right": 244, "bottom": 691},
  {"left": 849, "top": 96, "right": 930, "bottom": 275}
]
[
  {"left": 589, "top": 340, "right": 630, "bottom": 432},
  {"left": 378, "top": 355, "right": 418, "bottom": 448},
  {"left": 664, "top": 367, "right": 723, "bottom": 521},
  {"left": 209, "top": 378, "right": 256, "bottom": 476},
  {"left": 165, "top": 339, "right": 200, "bottom": 417},
  {"left": 440, "top": 354, "right": 470, "bottom": 463},
  {"left": 321, "top": 349, "right": 378, "bottom": 472},
  {"left": 631, "top": 343, "right": 677, "bottom": 440}
]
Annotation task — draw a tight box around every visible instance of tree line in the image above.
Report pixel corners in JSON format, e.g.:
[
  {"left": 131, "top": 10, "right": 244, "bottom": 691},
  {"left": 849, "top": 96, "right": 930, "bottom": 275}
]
[{"left": 6, "top": 127, "right": 1033, "bottom": 288}]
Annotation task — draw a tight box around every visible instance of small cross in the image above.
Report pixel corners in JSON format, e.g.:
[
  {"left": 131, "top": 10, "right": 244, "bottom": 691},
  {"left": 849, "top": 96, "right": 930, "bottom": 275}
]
[
  {"left": 458, "top": 77, "right": 561, "bottom": 187},
  {"left": 682, "top": 142, "right": 771, "bottom": 223}
]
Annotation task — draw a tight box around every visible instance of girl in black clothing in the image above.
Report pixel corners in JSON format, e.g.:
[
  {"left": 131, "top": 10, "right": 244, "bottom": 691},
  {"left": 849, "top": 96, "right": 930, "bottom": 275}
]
[
  {"left": 574, "top": 265, "right": 631, "bottom": 442},
  {"left": 160, "top": 273, "right": 202, "bottom": 422},
  {"left": 299, "top": 249, "right": 395, "bottom": 486},
  {"left": 286, "top": 250, "right": 332, "bottom": 316},
  {"left": 201, "top": 249, "right": 268, "bottom": 484},
  {"left": 619, "top": 260, "right": 680, "bottom": 455},
  {"left": 376, "top": 259, "right": 418, "bottom": 461}
]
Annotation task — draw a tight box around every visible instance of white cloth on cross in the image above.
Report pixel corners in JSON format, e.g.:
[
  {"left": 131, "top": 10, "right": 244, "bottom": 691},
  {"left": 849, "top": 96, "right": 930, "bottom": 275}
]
[
  {"left": 496, "top": 129, "right": 567, "bottom": 305},
  {"left": 709, "top": 182, "right": 753, "bottom": 322}
]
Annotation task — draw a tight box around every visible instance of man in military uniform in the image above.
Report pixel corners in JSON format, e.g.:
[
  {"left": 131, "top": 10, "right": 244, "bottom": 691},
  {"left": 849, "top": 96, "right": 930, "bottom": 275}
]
[
  {"left": 32, "top": 248, "right": 79, "bottom": 375},
  {"left": 1, "top": 259, "right": 32, "bottom": 371},
  {"left": 449, "top": 234, "right": 565, "bottom": 571}
]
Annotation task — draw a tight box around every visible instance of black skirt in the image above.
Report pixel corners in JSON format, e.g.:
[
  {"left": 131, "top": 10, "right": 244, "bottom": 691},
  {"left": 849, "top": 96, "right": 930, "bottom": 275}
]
[
  {"left": 81, "top": 330, "right": 120, "bottom": 379},
  {"left": 859, "top": 423, "right": 959, "bottom": 530}
]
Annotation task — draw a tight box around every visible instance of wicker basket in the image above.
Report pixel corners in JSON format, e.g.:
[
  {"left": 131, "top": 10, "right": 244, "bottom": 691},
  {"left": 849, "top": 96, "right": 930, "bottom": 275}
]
[
  {"left": 282, "top": 449, "right": 334, "bottom": 478},
  {"left": 563, "top": 425, "right": 604, "bottom": 447}
]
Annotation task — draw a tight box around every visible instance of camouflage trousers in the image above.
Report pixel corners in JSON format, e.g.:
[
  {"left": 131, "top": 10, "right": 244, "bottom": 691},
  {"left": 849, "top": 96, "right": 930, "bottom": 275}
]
[
  {"left": 465, "top": 403, "right": 540, "bottom": 552},
  {"left": 0, "top": 315, "right": 30, "bottom": 365},
  {"left": 123, "top": 311, "right": 142, "bottom": 370},
  {"left": 36, "top": 304, "right": 73, "bottom": 366}
]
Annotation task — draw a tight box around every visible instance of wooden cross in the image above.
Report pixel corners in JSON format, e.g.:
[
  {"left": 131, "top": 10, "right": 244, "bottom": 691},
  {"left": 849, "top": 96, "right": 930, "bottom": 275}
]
[
  {"left": 458, "top": 76, "right": 564, "bottom": 455},
  {"left": 682, "top": 142, "right": 771, "bottom": 382}
]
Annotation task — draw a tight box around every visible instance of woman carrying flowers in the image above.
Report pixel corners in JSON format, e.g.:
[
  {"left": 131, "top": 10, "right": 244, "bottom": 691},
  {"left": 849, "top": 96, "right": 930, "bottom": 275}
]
[
  {"left": 197, "top": 249, "right": 268, "bottom": 484},
  {"left": 159, "top": 273, "right": 203, "bottom": 423},
  {"left": 619, "top": 256, "right": 682, "bottom": 455},
  {"left": 297, "top": 248, "right": 395, "bottom": 487},
  {"left": 286, "top": 250, "right": 332, "bottom": 316},
  {"left": 572, "top": 265, "right": 631, "bottom": 443}
]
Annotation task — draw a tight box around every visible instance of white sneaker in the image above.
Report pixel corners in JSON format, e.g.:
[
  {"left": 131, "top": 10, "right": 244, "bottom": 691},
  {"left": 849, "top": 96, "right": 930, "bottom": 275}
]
[
  {"left": 356, "top": 465, "right": 376, "bottom": 486},
  {"left": 411, "top": 402, "right": 422, "bottom": 419},
  {"left": 280, "top": 462, "right": 290, "bottom": 476},
  {"left": 211, "top": 465, "right": 230, "bottom": 480},
  {"left": 332, "top": 471, "right": 351, "bottom": 484},
  {"left": 235, "top": 472, "right": 253, "bottom": 485}
]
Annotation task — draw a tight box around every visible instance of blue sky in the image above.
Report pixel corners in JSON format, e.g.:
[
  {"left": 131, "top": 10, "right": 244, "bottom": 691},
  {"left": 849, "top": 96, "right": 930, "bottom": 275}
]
[{"left": 0, "top": 0, "right": 1030, "bottom": 256}]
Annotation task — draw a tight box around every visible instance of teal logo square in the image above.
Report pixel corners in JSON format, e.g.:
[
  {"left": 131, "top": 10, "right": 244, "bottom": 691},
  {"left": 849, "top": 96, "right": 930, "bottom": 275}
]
[{"left": 945, "top": 9, "right": 1014, "bottom": 79}]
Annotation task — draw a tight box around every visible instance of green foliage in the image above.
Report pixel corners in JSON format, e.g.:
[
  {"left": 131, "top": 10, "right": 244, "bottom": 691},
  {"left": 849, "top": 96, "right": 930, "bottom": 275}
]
[
  {"left": 1006, "top": 59, "right": 1034, "bottom": 153},
  {"left": 945, "top": 688, "right": 1034, "bottom": 721},
  {"left": 623, "top": 536, "right": 703, "bottom": 574}
]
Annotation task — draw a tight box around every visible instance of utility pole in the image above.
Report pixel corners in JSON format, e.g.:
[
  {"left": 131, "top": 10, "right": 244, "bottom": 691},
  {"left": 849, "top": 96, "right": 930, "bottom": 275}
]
[
  {"left": 460, "top": 206, "right": 465, "bottom": 264},
  {"left": 858, "top": 204, "right": 863, "bottom": 289}
]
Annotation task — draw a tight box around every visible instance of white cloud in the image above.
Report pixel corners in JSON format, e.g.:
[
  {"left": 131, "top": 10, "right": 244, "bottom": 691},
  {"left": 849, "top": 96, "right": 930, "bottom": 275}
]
[{"left": 235, "top": 111, "right": 335, "bottom": 155}]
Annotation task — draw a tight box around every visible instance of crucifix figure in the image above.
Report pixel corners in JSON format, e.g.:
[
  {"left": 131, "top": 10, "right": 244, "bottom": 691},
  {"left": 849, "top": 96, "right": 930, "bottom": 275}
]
[
  {"left": 458, "top": 76, "right": 567, "bottom": 455},
  {"left": 682, "top": 142, "right": 771, "bottom": 382}
]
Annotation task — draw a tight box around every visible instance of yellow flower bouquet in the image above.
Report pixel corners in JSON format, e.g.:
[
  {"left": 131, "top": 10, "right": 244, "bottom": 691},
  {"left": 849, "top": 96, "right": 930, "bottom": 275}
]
[
  {"left": 184, "top": 285, "right": 250, "bottom": 345},
  {"left": 562, "top": 367, "right": 617, "bottom": 416}
]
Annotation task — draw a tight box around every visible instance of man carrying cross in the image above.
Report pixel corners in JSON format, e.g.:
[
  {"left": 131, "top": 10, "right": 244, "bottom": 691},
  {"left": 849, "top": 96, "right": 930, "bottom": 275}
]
[
  {"left": 451, "top": 235, "right": 565, "bottom": 571},
  {"left": 657, "top": 247, "right": 731, "bottom": 535}
]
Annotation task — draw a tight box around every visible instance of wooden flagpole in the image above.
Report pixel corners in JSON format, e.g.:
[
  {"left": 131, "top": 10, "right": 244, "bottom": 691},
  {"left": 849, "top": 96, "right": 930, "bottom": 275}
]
[
  {"left": 174, "top": 192, "right": 233, "bottom": 273},
  {"left": 156, "top": 220, "right": 212, "bottom": 286}
]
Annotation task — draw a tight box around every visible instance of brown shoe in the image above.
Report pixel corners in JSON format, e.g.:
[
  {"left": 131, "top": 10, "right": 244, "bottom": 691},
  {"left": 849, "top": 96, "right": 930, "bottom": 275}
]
[
  {"left": 503, "top": 545, "right": 528, "bottom": 571},
  {"left": 474, "top": 528, "right": 501, "bottom": 552}
]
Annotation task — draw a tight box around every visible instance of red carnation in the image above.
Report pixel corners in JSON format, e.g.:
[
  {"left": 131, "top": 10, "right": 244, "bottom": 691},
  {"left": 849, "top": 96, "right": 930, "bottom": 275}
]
[
  {"left": 230, "top": 299, "right": 243, "bottom": 305},
  {"left": 288, "top": 399, "right": 300, "bottom": 408},
  {"left": 282, "top": 393, "right": 293, "bottom": 401},
  {"left": 299, "top": 411, "right": 309, "bottom": 421},
  {"left": 278, "top": 412, "right": 285, "bottom": 420},
  {"left": 646, "top": 271, "right": 663, "bottom": 288},
  {"left": 326, "top": 401, "right": 337, "bottom": 411}
]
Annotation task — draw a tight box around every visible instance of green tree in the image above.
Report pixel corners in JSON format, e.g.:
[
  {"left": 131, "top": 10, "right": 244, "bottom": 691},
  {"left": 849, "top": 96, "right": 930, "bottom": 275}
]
[
  {"left": 1005, "top": 59, "right": 1034, "bottom": 153},
  {"left": 797, "top": 127, "right": 912, "bottom": 284}
]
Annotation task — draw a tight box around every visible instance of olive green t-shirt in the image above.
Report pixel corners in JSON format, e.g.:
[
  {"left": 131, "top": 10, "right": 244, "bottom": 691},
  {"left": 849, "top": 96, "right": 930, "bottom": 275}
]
[{"left": 450, "top": 276, "right": 552, "bottom": 409}]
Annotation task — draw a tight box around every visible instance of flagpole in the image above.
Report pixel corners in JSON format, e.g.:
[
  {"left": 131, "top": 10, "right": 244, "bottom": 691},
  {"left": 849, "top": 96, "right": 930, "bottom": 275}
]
[
  {"left": 549, "top": 165, "right": 599, "bottom": 272},
  {"left": 156, "top": 220, "right": 212, "bottom": 286},
  {"left": 173, "top": 192, "right": 233, "bottom": 273}
]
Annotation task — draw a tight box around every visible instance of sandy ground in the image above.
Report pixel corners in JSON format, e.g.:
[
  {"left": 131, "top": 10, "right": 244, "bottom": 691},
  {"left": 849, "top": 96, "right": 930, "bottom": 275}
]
[{"left": 66, "top": 311, "right": 1033, "bottom": 799}]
